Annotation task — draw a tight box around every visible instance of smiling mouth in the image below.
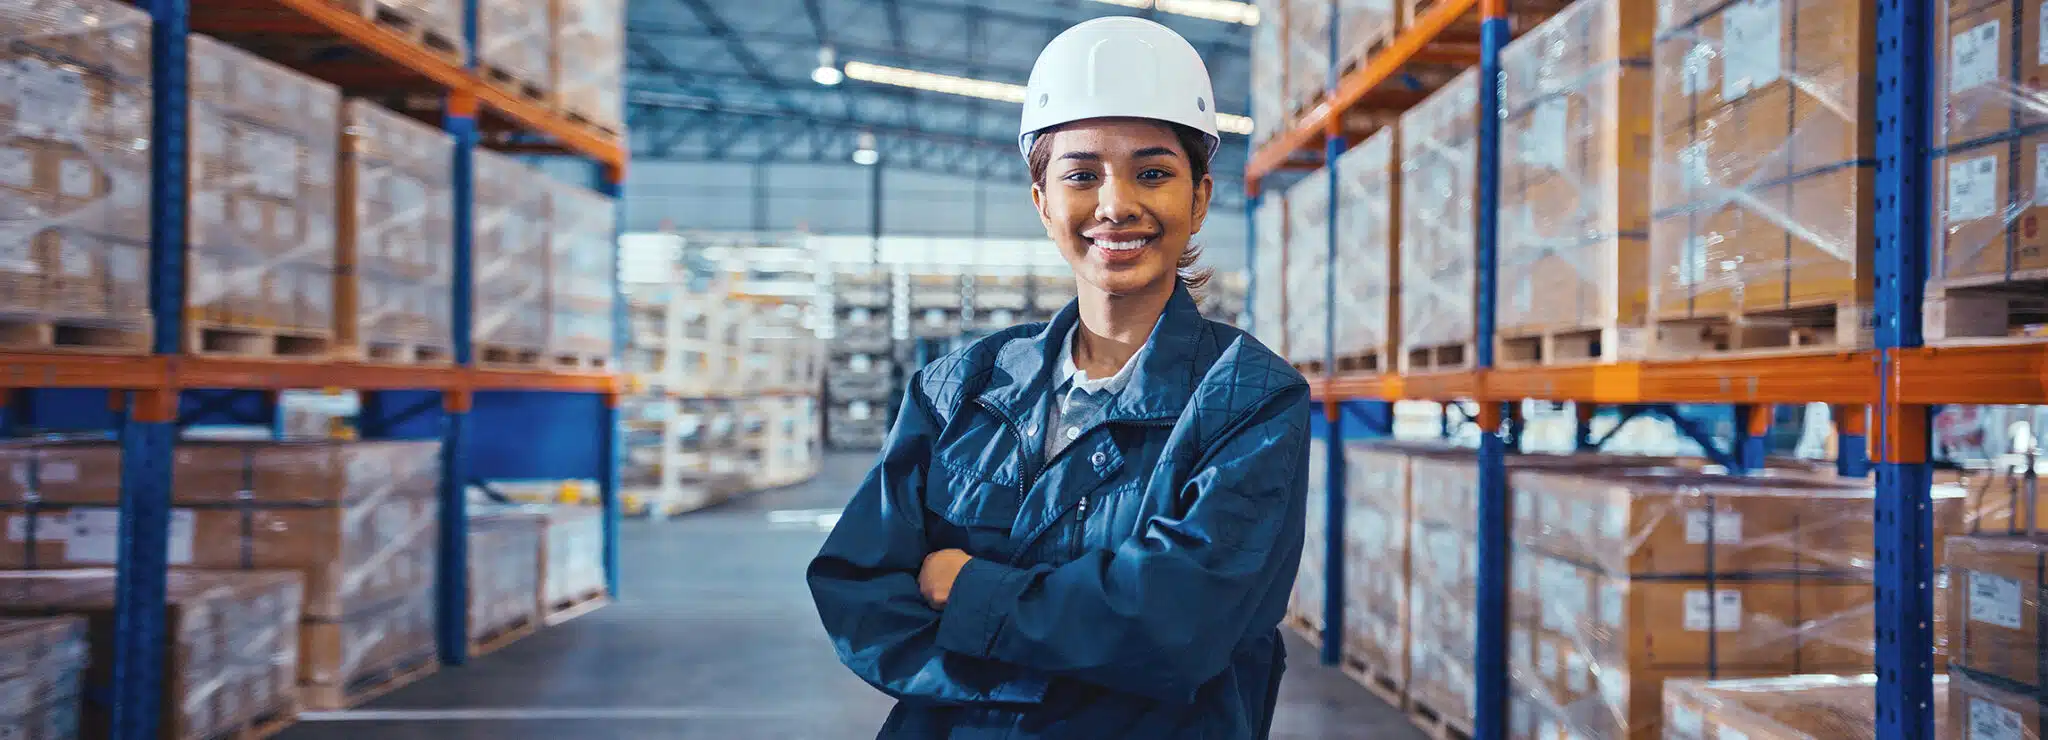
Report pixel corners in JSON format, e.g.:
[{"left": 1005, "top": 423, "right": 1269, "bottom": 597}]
[{"left": 1089, "top": 237, "right": 1153, "bottom": 253}]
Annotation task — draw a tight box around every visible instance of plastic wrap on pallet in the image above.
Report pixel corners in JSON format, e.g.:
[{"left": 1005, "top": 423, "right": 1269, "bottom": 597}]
[
  {"left": 1398, "top": 69, "right": 1479, "bottom": 359},
  {"left": 1649, "top": 0, "right": 1874, "bottom": 333},
  {"left": 1506, "top": 468, "right": 1968, "bottom": 739},
  {"left": 1282, "top": 0, "right": 1401, "bottom": 120},
  {"left": 1948, "top": 669, "right": 2045, "bottom": 740},
  {"left": 1930, "top": 0, "right": 2048, "bottom": 324},
  {"left": 548, "top": 180, "right": 616, "bottom": 365},
  {"left": 0, "top": 0, "right": 153, "bottom": 343},
  {"left": 1943, "top": 534, "right": 2048, "bottom": 708},
  {"left": 0, "top": 569, "right": 302, "bottom": 740},
  {"left": 187, "top": 35, "right": 341, "bottom": 341},
  {"left": 1251, "top": 195, "right": 1288, "bottom": 354},
  {"left": 333, "top": 0, "right": 464, "bottom": 58},
  {"left": 1284, "top": 168, "right": 1329, "bottom": 364},
  {"left": 1497, "top": 0, "right": 1654, "bottom": 355},
  {"left": 466, "top": 510, "right": 544, "bottom": 644},
  {"left": 478, "top": 0, "right": 551, "bottom": 94},
  {"left": 473, "top": 148, "right": 549, "bottom": 354},
  {"left": 0, "top": 617, "right": 86, "bottom": 740},
  {"left": 1341, "top": 443, "right": 1414, "bottom": 690},
  {"left": 1288, "top": 438, "right": 1328, "bottom": 634},
  {"left": 1333, "top": 127, "right": 1398, "bottom": 365},
  {"left": 1661, "top": 674, "right": 1951, "bottom": 740},
  {"left": 341, "top": 99, "right": 453, "bottom": 361},
  {"left": 553, "top": 0, "right": 624, "bottom": 132},
  {"left": 1250, "top": 0, "right": 1286, "bottom": 149}
]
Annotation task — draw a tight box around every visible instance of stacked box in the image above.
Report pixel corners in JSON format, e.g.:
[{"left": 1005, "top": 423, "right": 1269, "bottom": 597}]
[
  {"left": 1949, "top": 671, "right": 2043, "bottom": 740},
  {"left": 547, "top": 180, "right": 616, "bottom": 365},
  {"left": 0, "top": 617, "right": 87, "bottom": 740},
  {"left": 334, "top": 0, "right": 464, "bottom": 55},
  {"left": 0, "top": 0, "right": 153, "bottom": 340},
  {"left": 1283, "top": 0, "right": 1401, "bottom": 117},
  {"left": 1251, "top": 0, "right": 1287, "bottom": 148},
  {"left": 829, "top": 400, "right": 889, "bottom": 449},
  {"left": 1399, "top": 69, "right": 1480, "bottom": 366},
  {"left": 1283, "top": 168, "right": 1329, "bottom": 365},
  {"left": 1661, "top": 674, "right": 1951, "bottom": 739},
  {"left": 553, "top": 0, "right": 624, "bottom": 132},
  {"left": 479, "top": 0, "right": 552, "bottom": 91},
  {"left": 1333, "top": 126, "right": 1399, "bottom": 368},
  {"left": 828, "top": 352, "right": 895, "bottom": 401},
  {"left": 1945, "top": 533, "right": 2048, "bottom": 734},
  {"left": 1341, "top": 442, "right": 1428, "bottom": 687},
  {"left": 832, "top": 305, "right": 891, "bottom": 356},
  {"left": 1252, "top": 195, "right": 1288, "bottom": 353},
  {"left": 1508, "top": 469, "right": 1968, "bottom": 738},
  {"left": 0, "top": 439, "right": 443, "bottom": 708},
  {"left": 473, "top": 149, "right": 550, "bottom": 357},
  {"left": 338, "top": 99, "right": 453, "bottom": 362},
  {"left": 1497, "top": 0, "right": 1655, "bottom": 353},
  {"left": 467, "top": 510, "right": 544, "bottom": 644},
  {"left": 1649, "top": 0, "right": 1875, "bottom": 323},
  {"left": 1289, "top": 439, "right": 1329, "bottom": 638},
  {"left": 1407, "top": 453, "right": 1482, "bottom": 724},
  {"left": 0, "top": 569, "right": 302, "bottom": 740},
  {"left": 187, "top": 35, "right": 341, "bottom": 340},
  {"left": 1931, "top": 0, "right": 2048, "bottom": 291}
]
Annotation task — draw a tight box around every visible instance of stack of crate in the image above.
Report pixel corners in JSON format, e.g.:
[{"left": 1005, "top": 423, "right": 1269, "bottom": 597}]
[
  {"left": 0, "top": 616, "right": 87, "bottom": 739},
  {"left": 1333, "top": 127, "right": 1399, "bottom": 373},
  {"left": 1942, "top": 533, "right": 2048, "bottom": 735},
  {"left": 1926, "top": 0, "right": 2048, "bottom": 341},
  {"left": 829, "top": 272, "right": 895, "bottom": 449},
  {"left": 1496, "top": 0, "right": 1654, "bottom": 366},
  {"left": 1649, "top": 0, "right": 1875, "bottom": 355},
  {"left": 0, "top": 0, "right": 153, "bottom": 354},
  {"left": 553, "top": 0, "right": 625, "bottom": 135},
  {"left": 187, "top": 35, "right": 341, "bottom": 360},
  {"left": 969, "top": 274, "right": 1028, "bottom": 332},
  {"left": 547, "top": 180, "right": 616, "bottom": 370},
  {"left": 1284, "top": 168, "right": 1330, "bottom": 370},
  {"left": 909, "top": 274, "right": 963, "bottom": 339},
  {"left": 1030, "top": 268, "right": 1077, "bottom": 319},
  {"left": 1661, "top": 674, "right": 1951, "bottom": 739},
  {"left": 336, "top": 0, "right": 465, "bottom": 60},
  {"left": 337, "top": 99, "right": 454, "bottom": 365},
  {"left": 1289, "top": 439, "right": 1330, "bottom": 638},
  {"left": 1405, "top": 453, "right": 1481, "bottom": 732},
  {"left": 1341, "top": 442, "right": 1426, "bottom": 700},
  {"left": 477, "top": 0, "right": 553, "bottom": 102},
  {"left": 473, "top": 149, "right": 551, "bottom": 367},
  {"left": 1397, "top": 69, "right": 1479, "bottom": 373},
  {"left": 1252, "top": 196, "right": 1289, "bottom": 356},
  {"left": 466, "top": 510, "right": 544, "bottom": 656},
  {"left": 0, "top": 569, "right": 305, "bottom": 738}
]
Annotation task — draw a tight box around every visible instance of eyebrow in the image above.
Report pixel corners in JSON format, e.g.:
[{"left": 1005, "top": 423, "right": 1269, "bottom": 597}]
[
  {"left": 1132, "top": 146, "right": 1182, "bottom": 159},
  {"left": 1058, "top": 152, "right": 1102, "bottom": 162}
]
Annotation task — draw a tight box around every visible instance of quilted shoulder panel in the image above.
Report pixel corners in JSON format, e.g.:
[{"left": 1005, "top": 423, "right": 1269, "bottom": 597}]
[
  {"left": 913, "top": 322, "right": 1048, "bottom": 421},
  {"left": 1181, "top": 326, "right": 1308, "bottom": 448}
]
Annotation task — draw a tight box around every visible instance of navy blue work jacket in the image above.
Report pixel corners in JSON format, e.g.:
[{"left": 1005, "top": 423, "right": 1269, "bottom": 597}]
[{"left": 807, "top": 283, "right": 1312, "bottom": 739}]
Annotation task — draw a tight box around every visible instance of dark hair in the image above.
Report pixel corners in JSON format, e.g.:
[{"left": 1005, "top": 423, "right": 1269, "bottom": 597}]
[{"left": 1026, "top": 122, "right": 1215, "bottom": 295}]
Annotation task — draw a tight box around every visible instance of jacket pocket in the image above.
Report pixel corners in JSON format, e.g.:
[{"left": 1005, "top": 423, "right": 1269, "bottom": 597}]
[{"left": 923, "top": 468, "right": 1024, "bottom": 558}]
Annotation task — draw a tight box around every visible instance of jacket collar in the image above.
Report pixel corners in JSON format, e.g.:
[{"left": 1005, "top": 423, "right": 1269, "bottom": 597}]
[{"left": 978, "top": 281, "right": 1206, "bottom": 425}]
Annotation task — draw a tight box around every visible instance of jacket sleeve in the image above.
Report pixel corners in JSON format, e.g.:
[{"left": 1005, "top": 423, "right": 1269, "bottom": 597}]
[
  {"left": 805, "top": 374, "right": 1050, "bottom": 706},
  {"left": 931, "top": 382, "right": 1312, "bottom": 703}
]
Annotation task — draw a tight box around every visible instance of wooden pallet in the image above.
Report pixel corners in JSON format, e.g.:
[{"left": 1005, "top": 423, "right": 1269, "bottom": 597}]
[
  {"left": 468, "top": 615, "right": 538, "bottom": 659},
  {"left": 0, "top": 315, "right": 149, "bottom": 354},
  {"left": 544, "top": 589, "right": 610, "bottom": 627},
  {"left": 1925, "top": 276, "right": 2048, "bottom": 344},
  {"left": 1340, "top": 654, "right": 1408, "bottom": 712},
  {"left": 1282, "top": 612, "right": 1324, "bottom": 649},
  {"left": 1495, "top": 324, "right": 1651, "bottom": 367},
  {"left": 1408, "top": 695, "right": 1475, "bottom": 740},
  {"left": 209, "top": 698, "right": 299, "bottom": 740},
  {"left": 301, "top": 653, "right": 440, "bottom": 711},
  {"left": 478, "top": 342, "right": 545, "bottom": 368},
  {"left": 481, "top": 64, "right": 549, "bottom": 105},
  {"left": 561, "top": 107, "right": 623, "bottom": 138},
  {"left": 1336, "top": 347, "right": 1394, "bottom": 374},
  {"left": 551, "top": 351, "right": 611, "bottom": 371},
  {"left": 188, "top": 323, "right": 333, "bottom": 360},
  {"left": 1400, "top": 341, "right": 1474, "bottom": 374},
  {"left": 363, "top": 1, "right": 463, "bottom": 66},
  {"left": 1652, "top": 302, "right": 1869, "bottom": 358},
  {"left": 347, "top": 340, "right": 453, "bottom": 366}
]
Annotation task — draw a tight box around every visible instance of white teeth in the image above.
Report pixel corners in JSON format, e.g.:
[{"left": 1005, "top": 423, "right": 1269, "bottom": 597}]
[{"left": 1092, "top": 238, "right": 1148, "bottom": 252}]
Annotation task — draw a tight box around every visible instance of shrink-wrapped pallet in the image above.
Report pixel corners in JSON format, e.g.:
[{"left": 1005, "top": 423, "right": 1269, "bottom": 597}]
[
  {"left": 1284, "top": 169, "right": 1329, "bottom": 365},
  {"left": 339, "top": 99, "right": 453, "bottom": 364},
  {"left": 473, "top": 149, "right": 550, "bottom": 360},
  {"left": 1508, "top": 468, "right": 1968, "bottom": 739},
  {"left": 553, "top": 0, "right": 624, "bottom": 133},
  {"left": 1289, "top": 438, "right": 1329, "bottom": 634},
  {"left": 1283, "top": 0, "right": 1402, "bottom": 118},
  {"left": 1661, "top": 674, "right": 1951, "bottom": 739},
  {"left": 1250, "top": 0, "right": 1288, "bottom": 148},
  {"left": 1949, "top": 670, "right": 2043, "bottom": 740},
  {"left": 1649, "top": 0, "right": 1875, "bottom": 349},
  {"left": 547, "top": 180, "right": 616, "bottom": 368},
  {"left": 1333, "top": 126, "right": 1399, "bottom": 370},
  {"left": 1340, "top": 443, "right": 1420, "bottom": 691},
  {"left": 188, "top": 35, "right": 341, "bottom": 353},
  {"left": 1252, "top": 195, "right": 1288, "bottom": 354},
  {"left": 1497, "top": 0, "right": 1654, "bottom": 364},
  {"left": 0, "top": 569, "right": 303, "bottom": 740},
  {"left": 467, "top": 510, "right": 544, "bottom": 646},
  {"left": 0, "top": 0, "right": 152, "bottom": 350},
  {"left": 0, "top": 617, "right": 86, "bottom": 740},
  {"left": 478, "top": 0, "right": 552, "bottom": 94},
  {"left": 334, "top": 0, "right": 464, "bottom": 58},
  {"left": 1398, "top": 69, "right": 1479, "bottom": 372}
]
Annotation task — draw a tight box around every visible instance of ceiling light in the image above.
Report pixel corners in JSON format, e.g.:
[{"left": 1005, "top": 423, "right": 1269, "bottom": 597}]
[
  {"left": 1082, "top": 0, "right": 1260, "bottom": 25},
  {"left": 813, "top": 46, "right": 843, "bottom": 86},
  {"left": 843, "top": 61, "right": 1254, "bottom": 136},
  {"left": 853, "top": 131, "right": 879, "bottom": 166}
]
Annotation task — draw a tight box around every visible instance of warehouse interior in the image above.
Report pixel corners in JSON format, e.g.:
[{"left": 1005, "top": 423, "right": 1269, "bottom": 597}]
[{"left": 1, "top": 0, "right": 2043, "bottom": 738}]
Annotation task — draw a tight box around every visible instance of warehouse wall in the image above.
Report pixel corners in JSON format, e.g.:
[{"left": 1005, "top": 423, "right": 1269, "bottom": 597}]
[{"left": 621, "top": 161, "right": 1251, "bottom": 271}]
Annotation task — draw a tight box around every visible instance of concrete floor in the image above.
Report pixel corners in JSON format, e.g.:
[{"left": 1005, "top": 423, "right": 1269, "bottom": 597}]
[{"left": 280, "top": 452, "right": 1422, "bottom": 740}]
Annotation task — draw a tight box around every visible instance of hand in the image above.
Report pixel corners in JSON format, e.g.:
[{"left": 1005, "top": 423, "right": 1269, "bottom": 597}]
[{"left": 919, "top": 549, "right": 973, "bottom": 609}]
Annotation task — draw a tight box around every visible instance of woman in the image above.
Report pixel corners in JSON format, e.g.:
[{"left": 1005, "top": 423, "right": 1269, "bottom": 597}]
[{"left": 807, "top": 16, "right": 1312, "bottom": 739}]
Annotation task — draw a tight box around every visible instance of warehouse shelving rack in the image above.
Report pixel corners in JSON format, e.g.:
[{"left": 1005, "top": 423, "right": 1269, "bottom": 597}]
[
  {"left": 14, "top": 2, "right": 634, "bottom": 737},
  {"left": 1243, "top": 0, "right": 2004, "bottom": 737}
]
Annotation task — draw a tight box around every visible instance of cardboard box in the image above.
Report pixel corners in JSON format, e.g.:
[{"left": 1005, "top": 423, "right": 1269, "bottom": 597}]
[
  {"left": 1947, "top": 670, "right": 2043, "bottom": 740},
  {"left": 1333, "top": 127, "right": 1401, "bottom": 363},
  {"left": 468, "top": 510, "right": 544, "bottom": 643},
  {"left": 552, "top": 0, "right": 624, "bottom": 131},
  {"left": 1936, "top": 0, "right": 2048, "bottom": 150},
  {"left": 473, "top": 149, "right": 550, "bottom": 352},
  {"left": 547, "top": 179, "right": 617, "bottom": 362},
  {"left": 1341, "top": 444, "right": 1413, "bottom": 680},
  {"left": 299, "top": 590, "right": 434, "bottom": 704},
  {"left": 0, "top": 617, "right": 86, "bottom": 740},
  {"left": 1284, "top": 168, "right": 1330, "bottom": 364},
  {"left": 0, "top": 569, "right": 302, "bottom": 740},
  {"left": 1933, "top": 135, "right": 2048, "bottom": 287},
  {"left": 339, "top": 99, "right": 454, "bottom": 357},
  {"left": 1946, "top": 533, "right": 2048, "bottom": 689},
  {"left": 1399, "top": 69, "right": 1480, "bottom": 354},
  {"left": 479, "top": 0, "right": 553, "bottom": 88},
  {"left": 1662, "top": 674, "right": 1950, "bottom": 740}
]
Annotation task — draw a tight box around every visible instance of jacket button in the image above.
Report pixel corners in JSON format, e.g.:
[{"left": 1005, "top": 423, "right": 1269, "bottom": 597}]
[{"left": 1091, "top": 451, "right": 1106, "bottom": 466}]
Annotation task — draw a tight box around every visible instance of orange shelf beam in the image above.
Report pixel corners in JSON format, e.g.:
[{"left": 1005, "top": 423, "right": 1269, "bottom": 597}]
[
  {"left": 471, "top": 368, "right": 623, "bottom": 395},
  {"left": 1245, "top": 0, "right": 1479, "bottom": 184},
  {"left": 0, "top": 353, "right": 168, "bottom": 389},
  {"left": 1894, "top": 342, "right": 2048, "bottom": 405},
  {"left": 1308, "top": 353, "right": 1882, "bottom": 405},
  {"left": 0, "top": 352, "right": 624, "bottom": 395}
]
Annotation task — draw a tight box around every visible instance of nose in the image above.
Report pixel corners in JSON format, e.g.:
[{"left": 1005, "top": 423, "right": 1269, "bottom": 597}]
[{"left": 1094, "top": 175, "right": 1142, "bottom": 225}]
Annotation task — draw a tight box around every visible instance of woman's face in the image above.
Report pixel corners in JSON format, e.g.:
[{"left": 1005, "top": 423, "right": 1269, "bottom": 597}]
[{"left": 1032, "top": 119, "right": 1212, "bottom": 299}]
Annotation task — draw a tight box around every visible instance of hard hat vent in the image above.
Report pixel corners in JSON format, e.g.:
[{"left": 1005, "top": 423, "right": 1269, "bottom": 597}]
[
  {"left": 1038, "top": 94, "right": 1049, "bottom": 108},
  {"left": 1197, "top": 98, "right": 1206, "bottom": 112}
]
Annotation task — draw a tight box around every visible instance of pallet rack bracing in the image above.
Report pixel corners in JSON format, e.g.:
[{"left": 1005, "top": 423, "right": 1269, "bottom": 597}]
[
  {"left": 0, "top": 1, "right": 630, "bottom": 737},
  {"left": 1241, "top": 0, "right": 2021, "bottom": 736}
]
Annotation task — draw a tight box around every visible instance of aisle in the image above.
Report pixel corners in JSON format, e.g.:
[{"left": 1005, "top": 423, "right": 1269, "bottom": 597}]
[{"left": 281, "top": 453, "right": 1421, "bottom": 740}]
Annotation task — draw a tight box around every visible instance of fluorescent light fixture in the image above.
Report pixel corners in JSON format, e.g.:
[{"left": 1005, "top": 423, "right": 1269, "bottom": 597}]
[
  {"left": 853, "top": 131, "right": 879, "bottom": 165},
  {"left": 1083, "top": 0, "right": 1260, "bottom": 25},
  {"left": 813, "top": 46, "right": 843, "bottom": 86},
  {"left": 843, "top": 61, "right": 1254, "bottom": 136}
]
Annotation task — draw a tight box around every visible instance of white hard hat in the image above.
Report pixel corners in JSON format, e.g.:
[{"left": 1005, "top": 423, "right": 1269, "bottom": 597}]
[{"left": 1018, "top": 16, "right": 1220, "bottom": 162}]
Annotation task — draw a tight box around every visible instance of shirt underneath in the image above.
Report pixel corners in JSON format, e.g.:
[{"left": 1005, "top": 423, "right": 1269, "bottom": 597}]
[{"left": 1040, "top": 324, "right": 1141, "bottom": 462}]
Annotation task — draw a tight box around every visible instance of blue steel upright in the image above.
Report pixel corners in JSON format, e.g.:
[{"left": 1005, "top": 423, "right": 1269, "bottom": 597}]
[
  {"left": 438, "top": 97, "right": 479, "bottom": 664},
  {"left": 599, "top": 177, "right": 625, "bottom": 597},
  {"left": 1872, "top": 0, "right": 1937, "bottom": 733},
  {"left": 1472, "top": 2, "right": 1511, "bottom": 737},
  {"left": 1316, "top": 7, "right": 1347, "bottom": 669}
]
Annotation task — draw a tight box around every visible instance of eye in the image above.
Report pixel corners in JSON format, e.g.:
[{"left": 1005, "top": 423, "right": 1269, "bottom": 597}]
[
  {"left": 1138, "top": 168, "right": 1174, "bottom": 181},
  {"left": 1063, "top": 170, "right": 1099, "bottom": 183}
]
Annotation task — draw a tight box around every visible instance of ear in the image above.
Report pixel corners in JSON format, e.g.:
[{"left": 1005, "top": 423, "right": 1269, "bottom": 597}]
[
  {"left": 1189, "top": 174, "right": 1214, "bottom": 235},
  {"left": 1032, "top": 182, "right": 1057, "bottom": 234}
]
